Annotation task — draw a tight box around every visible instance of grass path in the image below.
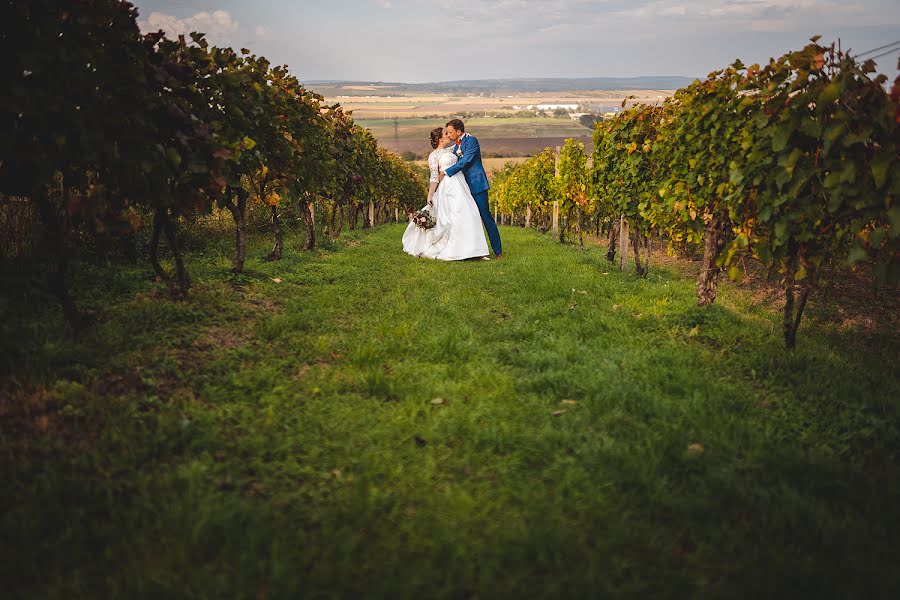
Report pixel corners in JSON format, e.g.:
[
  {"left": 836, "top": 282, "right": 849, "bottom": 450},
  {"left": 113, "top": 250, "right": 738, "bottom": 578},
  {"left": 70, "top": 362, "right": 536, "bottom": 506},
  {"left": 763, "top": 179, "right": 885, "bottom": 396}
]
[{"left": 2, "top": 225, "right": 898, "bottom": 598}]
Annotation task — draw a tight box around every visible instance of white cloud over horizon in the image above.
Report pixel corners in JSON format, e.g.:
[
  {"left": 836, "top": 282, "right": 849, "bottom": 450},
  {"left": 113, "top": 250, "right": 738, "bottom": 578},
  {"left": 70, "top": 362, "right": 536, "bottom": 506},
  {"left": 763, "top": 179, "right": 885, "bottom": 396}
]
[{"left": 138, "top": 10, "right": 239, "bottom": 44}]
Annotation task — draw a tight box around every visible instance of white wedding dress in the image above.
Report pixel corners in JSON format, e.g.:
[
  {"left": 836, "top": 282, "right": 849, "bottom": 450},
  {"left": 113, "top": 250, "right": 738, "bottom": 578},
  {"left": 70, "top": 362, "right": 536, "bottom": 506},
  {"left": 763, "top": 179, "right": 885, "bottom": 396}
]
[
  {"left": 402, "top": 148, "right": 444, "bottom": 257},
  {"left": 402, "top": 147, "right": 489, "bottom": 261}
]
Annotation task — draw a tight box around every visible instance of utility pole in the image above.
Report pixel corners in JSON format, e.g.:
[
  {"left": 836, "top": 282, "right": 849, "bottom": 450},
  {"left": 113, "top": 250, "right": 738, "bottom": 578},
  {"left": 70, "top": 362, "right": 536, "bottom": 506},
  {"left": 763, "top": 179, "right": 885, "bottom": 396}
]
[{"left": 393, "top": 116, "right": 399, "bottom": 150}]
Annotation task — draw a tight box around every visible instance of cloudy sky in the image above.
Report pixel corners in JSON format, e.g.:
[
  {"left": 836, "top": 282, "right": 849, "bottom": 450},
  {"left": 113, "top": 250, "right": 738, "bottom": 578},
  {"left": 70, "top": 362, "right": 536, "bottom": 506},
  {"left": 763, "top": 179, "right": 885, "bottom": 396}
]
[{"left": 133, "top": 1, "right": 900, "bottom": 82}]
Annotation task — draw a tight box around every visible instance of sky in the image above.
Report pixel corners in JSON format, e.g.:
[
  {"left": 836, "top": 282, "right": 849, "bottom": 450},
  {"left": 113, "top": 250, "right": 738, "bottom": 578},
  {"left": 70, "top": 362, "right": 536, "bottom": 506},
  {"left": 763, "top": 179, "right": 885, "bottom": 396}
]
[{"left": 132, "top": 1, "right": 900, "bottom": 82}]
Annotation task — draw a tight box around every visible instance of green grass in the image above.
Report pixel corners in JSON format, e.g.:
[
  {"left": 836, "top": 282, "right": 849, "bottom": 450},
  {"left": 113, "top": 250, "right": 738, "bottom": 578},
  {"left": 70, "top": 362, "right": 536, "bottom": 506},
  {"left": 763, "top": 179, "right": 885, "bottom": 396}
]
[{"left": 2, "top": 225, "right": 899, "bottom": 598}]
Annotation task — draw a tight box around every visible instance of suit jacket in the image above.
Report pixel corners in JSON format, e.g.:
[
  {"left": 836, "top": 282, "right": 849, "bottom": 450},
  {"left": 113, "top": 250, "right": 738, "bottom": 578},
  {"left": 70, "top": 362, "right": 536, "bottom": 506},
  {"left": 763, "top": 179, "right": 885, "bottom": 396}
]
[{"left": 443, "top": 133, "right": 489, "bottom": 194}]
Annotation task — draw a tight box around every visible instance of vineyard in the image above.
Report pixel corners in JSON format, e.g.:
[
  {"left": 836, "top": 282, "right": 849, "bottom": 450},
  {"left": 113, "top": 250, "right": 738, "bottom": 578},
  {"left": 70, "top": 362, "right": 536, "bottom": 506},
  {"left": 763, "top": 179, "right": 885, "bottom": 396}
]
[
  {"left": 1, "top": 0, "right": 424, "bottom": 328},
  {"left": 2, "top": 1, "right": 900, "bottom": 598},
  {"left": 490, "top": 39, "right": 899, "bottom": 348}
]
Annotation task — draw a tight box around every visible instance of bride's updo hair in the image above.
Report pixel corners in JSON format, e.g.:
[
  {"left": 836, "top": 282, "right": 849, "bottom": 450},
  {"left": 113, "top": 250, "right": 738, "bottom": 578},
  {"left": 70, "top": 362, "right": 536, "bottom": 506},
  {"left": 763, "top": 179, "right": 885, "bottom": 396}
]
[{"left": 429, "top": 127, "right": 443, "bottom": 149}]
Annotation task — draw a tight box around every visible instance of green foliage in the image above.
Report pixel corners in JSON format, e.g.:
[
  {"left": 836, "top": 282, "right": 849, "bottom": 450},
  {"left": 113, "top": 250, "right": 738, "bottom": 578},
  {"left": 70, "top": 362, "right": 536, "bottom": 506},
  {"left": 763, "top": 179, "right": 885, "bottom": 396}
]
[
  {"left": 652, "top": 65, "right": 752, "bottom": 253},
  {"left": 0, "top": 0, "right": 151, "bottom": 228},
  {"left": 489, "top": 148, "right": 556, "bottom": 219},
  {"left": 1, "top": 0, "right": 423, "bottom": 308},
  {"left": 726, "top": 41, "right": 899, "bottom": 286},
  {"left": 556, "top": 138, "right": 588, "bottom": 214},
  {"left": 590, "top": 104, "right": 662, "bottom": 236}
]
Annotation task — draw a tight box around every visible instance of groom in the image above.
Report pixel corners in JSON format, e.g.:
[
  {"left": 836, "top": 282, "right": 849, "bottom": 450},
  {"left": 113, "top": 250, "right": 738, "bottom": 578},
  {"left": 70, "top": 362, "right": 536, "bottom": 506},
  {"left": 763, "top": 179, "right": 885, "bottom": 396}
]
[{"left": 441, "top": 119, "right": 503, "bottom": 258}]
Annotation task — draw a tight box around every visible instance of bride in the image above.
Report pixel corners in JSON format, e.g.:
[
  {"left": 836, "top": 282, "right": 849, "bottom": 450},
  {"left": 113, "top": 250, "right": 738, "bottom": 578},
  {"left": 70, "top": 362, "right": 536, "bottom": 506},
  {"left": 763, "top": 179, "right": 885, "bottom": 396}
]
[{"left": 402, "top": 127, "right": 489, "bottom": 261}]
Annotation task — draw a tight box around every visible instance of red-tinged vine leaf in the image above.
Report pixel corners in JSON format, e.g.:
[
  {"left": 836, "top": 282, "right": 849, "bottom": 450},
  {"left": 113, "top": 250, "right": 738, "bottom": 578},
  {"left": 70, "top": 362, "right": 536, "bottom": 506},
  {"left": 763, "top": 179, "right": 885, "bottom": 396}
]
[
  {"left": 551, "top": 409, "right": 567, "bottom": 417},
  {"left": 813, "top": 53, "right": 825, "bottom": 70}
]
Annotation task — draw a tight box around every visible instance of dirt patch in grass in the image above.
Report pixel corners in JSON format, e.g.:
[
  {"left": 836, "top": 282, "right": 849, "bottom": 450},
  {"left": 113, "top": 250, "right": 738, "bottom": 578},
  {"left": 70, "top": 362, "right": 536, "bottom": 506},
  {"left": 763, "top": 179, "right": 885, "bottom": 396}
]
[
  {"left": 192, "top": 325, "right": 251, "bottom": 351},
  {"left": 0, "top": 383, "right": 101, "bottom": 462}
]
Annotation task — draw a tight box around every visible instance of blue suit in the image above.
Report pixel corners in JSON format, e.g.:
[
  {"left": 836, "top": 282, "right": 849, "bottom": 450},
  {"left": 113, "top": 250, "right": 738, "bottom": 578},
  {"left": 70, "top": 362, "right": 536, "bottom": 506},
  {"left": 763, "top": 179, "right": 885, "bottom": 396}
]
[{"left": 444, "top": 133, "right": 502, "bottom": 256}]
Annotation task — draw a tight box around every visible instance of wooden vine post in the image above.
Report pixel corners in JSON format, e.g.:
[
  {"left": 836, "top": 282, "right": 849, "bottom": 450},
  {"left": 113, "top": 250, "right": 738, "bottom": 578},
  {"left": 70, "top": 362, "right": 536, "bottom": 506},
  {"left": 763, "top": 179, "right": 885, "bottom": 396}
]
[
  {"left": 617, "top": 215, "right": 630, "bottom": 271},
  {"left": 368, "top": 200, "right": 374, "bottom": 227},
  {"left": 525, "top": 205, "right": 531, "bottom": 228}
]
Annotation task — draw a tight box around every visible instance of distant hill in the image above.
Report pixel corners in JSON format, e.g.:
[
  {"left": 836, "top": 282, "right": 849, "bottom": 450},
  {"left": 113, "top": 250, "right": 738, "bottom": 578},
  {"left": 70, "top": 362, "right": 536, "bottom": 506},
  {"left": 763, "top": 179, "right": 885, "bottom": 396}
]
[{"left": 306, "top": 77, "right": 697, "bottom": 94}]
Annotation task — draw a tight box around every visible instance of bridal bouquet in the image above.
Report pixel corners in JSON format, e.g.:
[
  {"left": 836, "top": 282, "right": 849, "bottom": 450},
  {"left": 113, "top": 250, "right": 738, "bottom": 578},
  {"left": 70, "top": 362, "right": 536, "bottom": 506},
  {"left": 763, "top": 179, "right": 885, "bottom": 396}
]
[{"left": 412, "top": 208, "right": 436, "bottom": 230}]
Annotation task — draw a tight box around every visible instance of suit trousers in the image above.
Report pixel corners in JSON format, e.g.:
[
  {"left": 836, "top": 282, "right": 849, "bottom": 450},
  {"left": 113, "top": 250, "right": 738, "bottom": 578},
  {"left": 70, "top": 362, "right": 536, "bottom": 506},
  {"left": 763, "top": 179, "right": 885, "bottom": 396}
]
[{"left": 471, "top": 189, "right": 502, "bottom": 256}]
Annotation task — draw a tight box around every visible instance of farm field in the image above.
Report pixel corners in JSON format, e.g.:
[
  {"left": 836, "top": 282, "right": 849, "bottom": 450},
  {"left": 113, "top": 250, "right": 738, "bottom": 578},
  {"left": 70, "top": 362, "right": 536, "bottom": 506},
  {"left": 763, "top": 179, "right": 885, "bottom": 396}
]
[
  {"left": 356, "top": 116, "right": 595, "bottom": 157},
  {"left": 316, "top": 89, "right": 674, "bottom": 157},
  {"left": 413, "top": 156, "right": 531, "bottom": 179},
  {"left": 314, "top": 89, "right": 675, "bottom": 118},
  {"left": 3, "top": 224, "right": 898, "bottom": 598}
]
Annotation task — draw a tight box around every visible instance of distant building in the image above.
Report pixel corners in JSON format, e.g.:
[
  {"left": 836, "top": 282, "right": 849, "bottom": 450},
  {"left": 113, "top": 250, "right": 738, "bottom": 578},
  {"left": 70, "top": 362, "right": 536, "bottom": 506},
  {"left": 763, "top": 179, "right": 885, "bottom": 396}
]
[
  {"left": 534, "top": 104, "right": 579, "bottom": 111},
  {"left": 511, "top": 104, "right": 579, "bottom": 111}
]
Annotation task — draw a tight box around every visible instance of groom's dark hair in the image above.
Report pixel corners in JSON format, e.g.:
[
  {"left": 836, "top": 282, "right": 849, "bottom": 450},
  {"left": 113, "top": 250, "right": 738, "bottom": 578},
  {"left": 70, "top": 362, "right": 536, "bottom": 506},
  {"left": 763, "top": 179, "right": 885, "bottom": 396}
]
[{"left": 446, "top": 118, "right": 465, "bottom": 133}]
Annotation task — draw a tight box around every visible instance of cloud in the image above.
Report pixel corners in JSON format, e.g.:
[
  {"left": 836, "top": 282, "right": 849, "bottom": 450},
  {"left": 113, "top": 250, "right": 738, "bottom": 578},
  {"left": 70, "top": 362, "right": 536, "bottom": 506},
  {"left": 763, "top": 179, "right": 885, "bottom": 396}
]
[
  {"left": 615, "top": 1, "right": 866, "bottom": 31},
  {"left": 376, "top": 0, "right": 392, "bottom": 7},
  {"left": 433, "top": 0, "right": 872, "bottom": 37},
  {"left": 138, "top": 10, "right": 240, "bottom": 44},
  {"left": 254, "top": 25, "right": 274, "bottom": 40}
]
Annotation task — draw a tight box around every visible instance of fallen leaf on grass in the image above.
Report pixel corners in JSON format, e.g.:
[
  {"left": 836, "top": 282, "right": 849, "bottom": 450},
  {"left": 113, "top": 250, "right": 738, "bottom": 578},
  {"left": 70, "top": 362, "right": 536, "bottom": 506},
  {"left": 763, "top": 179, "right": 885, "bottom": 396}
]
[
  {"left": 414, "top": 435, "right": 427, "bottom": 447},
  {"left": 431, "top": 398, "right": 446, "bottom": 405},
  {"left": 272, "top": 278, "right": 282, "bottom": 283},
  {"left": 686, "top": 443, "right": 704, "bottom": 455},
  {"left": 561, "top": 400, "right": 578, "bottom": 405},
  {"left": 612, "top": 304, "right": 622, "bottom": 311},
  {"left": 551, "top": 409, "right": 567, "bottom": 417},
  {"left": 576, "top": 290, "right": 589, "bottom": 295}
]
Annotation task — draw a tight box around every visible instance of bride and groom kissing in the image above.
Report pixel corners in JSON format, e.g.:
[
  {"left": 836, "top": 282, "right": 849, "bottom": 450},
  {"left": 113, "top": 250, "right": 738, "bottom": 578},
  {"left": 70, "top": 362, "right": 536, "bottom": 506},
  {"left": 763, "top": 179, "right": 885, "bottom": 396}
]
[{"left": 402, "top": 119, "right": 503, "bottom": 261}]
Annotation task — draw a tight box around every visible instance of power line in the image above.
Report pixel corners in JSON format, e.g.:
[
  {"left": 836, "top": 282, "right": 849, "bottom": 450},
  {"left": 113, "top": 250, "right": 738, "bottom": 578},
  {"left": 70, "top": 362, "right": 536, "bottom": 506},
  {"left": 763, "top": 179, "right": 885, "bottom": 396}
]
[
  {"left": 854, "top": 40, "right": 900, "bottom": 58},
  {"left": 867, "top": 47, "right": 900, "bottom": 63}
]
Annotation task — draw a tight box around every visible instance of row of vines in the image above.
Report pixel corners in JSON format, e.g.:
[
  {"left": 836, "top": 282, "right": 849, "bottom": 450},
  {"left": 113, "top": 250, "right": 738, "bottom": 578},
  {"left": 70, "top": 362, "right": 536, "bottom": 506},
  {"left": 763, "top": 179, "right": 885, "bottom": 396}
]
[
  {"left": 490, "top": 38, "right": 899, "bottom": 348},
  {"left": 1, "top": 0, "right": 425, "bottom": 330}
]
